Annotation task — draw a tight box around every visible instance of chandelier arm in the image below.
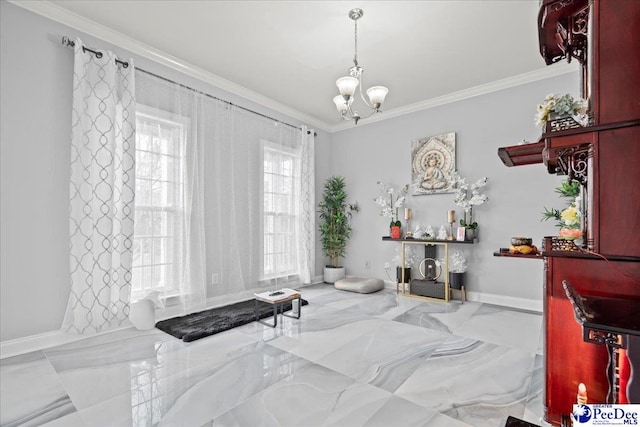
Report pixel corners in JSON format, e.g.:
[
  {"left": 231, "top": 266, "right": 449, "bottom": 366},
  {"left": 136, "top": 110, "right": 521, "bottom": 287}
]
[
  {"left": 355, "top": 107, "right": 379, "bottom": 121},
  {"left": 339, "top": 102, "right": 353, "bottom": 121},
  {"left": 345, "top": 103, "right": 358, "bottom": 121},
  {"left": 356, "top": 75, "right": 376, "bottom": 109},
  {"left": 344, "top": 102, "right": 378, "bottom": 123}
]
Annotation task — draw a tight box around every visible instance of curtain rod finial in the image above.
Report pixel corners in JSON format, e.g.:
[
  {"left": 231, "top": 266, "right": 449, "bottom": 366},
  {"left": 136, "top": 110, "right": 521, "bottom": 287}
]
[{"left": 61, "top": 36, "right": 75, "bottom": 47}]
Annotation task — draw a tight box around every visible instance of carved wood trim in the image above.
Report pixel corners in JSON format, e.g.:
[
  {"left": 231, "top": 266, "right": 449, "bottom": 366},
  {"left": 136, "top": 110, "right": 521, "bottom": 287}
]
[{"left": 554, "top": 143, "right": 592, "bottom": 185}]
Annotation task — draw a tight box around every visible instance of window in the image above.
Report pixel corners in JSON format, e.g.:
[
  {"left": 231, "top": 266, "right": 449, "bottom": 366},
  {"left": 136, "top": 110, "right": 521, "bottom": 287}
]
[
  {"left": 132, "top": 107, "right": 187, "bottom": 299},
  {"left": 262, "top": 141, "right": 299, "bottom": 282}
]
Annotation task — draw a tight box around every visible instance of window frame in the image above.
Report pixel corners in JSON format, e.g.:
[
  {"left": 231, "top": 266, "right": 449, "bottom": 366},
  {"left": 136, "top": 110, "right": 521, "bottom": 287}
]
[
  {"left": 132, "top": 105, "right": 189, "bottom": 300},
  {"left": 260, "top": 139, "right": 300, "bottom": 285}
]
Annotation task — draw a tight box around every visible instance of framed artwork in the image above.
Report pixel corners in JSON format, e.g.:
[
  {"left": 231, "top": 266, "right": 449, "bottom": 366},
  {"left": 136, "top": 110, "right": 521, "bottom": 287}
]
[{"left": 411, "top": 132, "right": 456, "bottom": 195}]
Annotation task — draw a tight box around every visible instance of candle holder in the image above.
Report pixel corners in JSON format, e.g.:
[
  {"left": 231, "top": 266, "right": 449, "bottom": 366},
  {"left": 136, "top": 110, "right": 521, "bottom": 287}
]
[
  {"left": 448, "top": 221, "right": 455, "bottom": 240},
  {"left": 405, "top": 219, "right": 412, "bottom": 238}
]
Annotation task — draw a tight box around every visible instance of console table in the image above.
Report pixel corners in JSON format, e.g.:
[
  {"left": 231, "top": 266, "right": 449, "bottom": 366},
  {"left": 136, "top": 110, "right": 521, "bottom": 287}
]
[{"left": 382, "top": 237, "right": 474, "bottom": 302}]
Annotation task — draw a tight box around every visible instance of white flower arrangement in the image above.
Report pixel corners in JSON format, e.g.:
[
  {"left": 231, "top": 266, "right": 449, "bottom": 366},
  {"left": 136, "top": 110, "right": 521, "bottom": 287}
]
[
  {"left": 449, "top": 172, "right": 489, "bottom": 229},
  {"left": 391, "top": 245, "right": 418, "bottom": 268},
  {"left": 534, "top": 93, "right": 588, "bottom": 127},
  {"left": 448, "top": 250, "right": 467, "bottom": 273},
  {"left": 374, "top": 181, "right": 409, "bottom": 227}
]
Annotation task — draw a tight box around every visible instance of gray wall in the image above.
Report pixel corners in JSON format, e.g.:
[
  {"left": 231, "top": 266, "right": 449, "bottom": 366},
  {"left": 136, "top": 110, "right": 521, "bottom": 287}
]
[
  {"left": 0, "top": 2, "right": 330, "bottom": 341},
  {"left": 328, "top": 72, "right": 580, "bottom": 302}
]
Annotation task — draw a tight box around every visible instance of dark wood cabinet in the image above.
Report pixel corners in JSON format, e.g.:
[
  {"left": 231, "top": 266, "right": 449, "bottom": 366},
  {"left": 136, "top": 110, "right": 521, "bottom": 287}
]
[{"left": 499, "top": 0, "right": 640, "bottom": 425}]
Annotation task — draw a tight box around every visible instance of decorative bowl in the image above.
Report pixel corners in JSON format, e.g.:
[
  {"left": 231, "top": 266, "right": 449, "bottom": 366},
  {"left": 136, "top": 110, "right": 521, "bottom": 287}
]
[{"left": 511, "top": 237, "right": 533, "bottom": 246}]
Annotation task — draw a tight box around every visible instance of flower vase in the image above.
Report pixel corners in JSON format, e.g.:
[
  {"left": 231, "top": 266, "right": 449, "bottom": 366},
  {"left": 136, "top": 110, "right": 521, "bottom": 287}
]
[
  {"left": 559, "top": 227, "right": 582, "bottom": 241},
  {"left": 465, "top": 228, "right": 477, "bottom": 241},
  {"left": 390, "top": 226, "right": 402, "bottom": 239},
  {"left": 448, "top": 272, "right": 465, "bottom": 290}
]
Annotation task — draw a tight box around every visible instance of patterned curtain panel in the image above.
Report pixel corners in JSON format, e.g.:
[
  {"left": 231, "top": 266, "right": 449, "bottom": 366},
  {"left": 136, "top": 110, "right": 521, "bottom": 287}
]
[{"left": 63, "top": 38, "right": 136, "bottom": 334}]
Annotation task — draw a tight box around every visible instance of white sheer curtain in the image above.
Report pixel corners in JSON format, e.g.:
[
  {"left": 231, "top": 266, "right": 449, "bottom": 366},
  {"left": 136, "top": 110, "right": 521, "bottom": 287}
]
[
  {"left": 134, "top": 71, "right": 207, "bottom": 313},
  {"left": 207, "top": 106, "right": 307, "bottom": 294},
  {"left": 134, "top": 71, "right": 317, "bottom": 311},
  {"left": 194, "top": 90, "right": 315, "bottom": 298},
  {"left": 64, "top": 39, "right": 135, "bottom": 334}
]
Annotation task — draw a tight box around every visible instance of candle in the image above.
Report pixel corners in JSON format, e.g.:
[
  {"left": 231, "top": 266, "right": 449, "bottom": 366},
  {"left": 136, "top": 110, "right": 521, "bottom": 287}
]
[
  {"left": 448, "top": 210, "right": 455, "bottom": 223},
  {"left": 404, "top": 208, "right": 412, "bottom": 220},
  {"left": 577, "top": 383, "right": 587, "bottom": 404}
]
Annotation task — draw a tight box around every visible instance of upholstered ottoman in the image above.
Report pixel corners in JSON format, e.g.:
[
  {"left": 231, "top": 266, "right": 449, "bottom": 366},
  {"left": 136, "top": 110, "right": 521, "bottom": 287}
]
[{"left": 334, "top": 277, "right": 384, "bottom": 294}]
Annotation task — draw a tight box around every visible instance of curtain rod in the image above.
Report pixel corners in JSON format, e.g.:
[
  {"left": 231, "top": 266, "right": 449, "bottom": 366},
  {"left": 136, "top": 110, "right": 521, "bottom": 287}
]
[
  {"left": 61, "top": 36, "right": 315, "bottom": 135},
  {"left": 62, "top": 36, "right": 129, "bottom": 68}
]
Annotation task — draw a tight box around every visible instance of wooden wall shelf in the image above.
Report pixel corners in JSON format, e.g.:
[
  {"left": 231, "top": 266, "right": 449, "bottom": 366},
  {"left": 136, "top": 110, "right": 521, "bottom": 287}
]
[
  {"left": 382, "top": 237, "right": 475, "bottom": 244},
  {"left": 497, "top": 141, "right": 544, "bottom": 167},
  {"left": 493, "top": 250, "right": 542, "bottom": 260}
]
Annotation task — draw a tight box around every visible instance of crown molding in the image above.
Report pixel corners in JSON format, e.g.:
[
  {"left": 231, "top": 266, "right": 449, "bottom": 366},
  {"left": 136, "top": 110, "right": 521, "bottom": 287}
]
[
  {"left": 9, "top": 0, "right": 332, "bottom": 132},
  {"left": 328, "top": 62, "right": 579, "bottom": 133}
]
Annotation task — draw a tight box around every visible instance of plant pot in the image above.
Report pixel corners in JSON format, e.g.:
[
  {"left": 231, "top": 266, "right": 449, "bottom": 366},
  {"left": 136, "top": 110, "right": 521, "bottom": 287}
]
[
  {"left": 465, "top": 228, "right": 477, "bottom": 241},
  {"left": 396, "top": 267, "right": 411, "bottom": 283},
  {"left": 559, "top": 227, "right": 582, "bottom": 241},
  {"left": 323, "top": 266, "right": 345, "bottom": 284},
  {"left": 449, "top": 272, "right": 465, "bottom": 290},
  {"left": 390, "top": 226, "right": 402, "bottom": 239}
]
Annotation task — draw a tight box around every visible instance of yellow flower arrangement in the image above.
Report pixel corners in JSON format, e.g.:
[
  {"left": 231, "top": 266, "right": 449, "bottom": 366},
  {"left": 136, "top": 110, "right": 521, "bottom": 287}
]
[{"left": 560, "top": 205, "right": 580, "bottom": 228}]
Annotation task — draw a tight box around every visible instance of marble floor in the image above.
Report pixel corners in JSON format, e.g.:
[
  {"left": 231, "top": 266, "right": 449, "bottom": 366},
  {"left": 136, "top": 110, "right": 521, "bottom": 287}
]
[{"left": 1, "top": 284, "right": 544, "bottom": 427}]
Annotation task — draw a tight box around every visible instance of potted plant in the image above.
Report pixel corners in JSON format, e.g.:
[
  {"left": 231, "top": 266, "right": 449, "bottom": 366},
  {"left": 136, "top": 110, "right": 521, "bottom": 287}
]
[
  {"left": 534, "top": 93, "right": 588, "bottom": 127},
  {"left": 390, "top": 246, "right": 417, "bottom": 291},
  {"left": 448, "top": 249, "right": 467, "bottom": 290},
  {"left": 450, "top": 172, "right": 489, "bottom": 240},
  {"left": 374, "top": 181, "right": 409, "bottom": 238},
  {"left": 318, "top": 176, "right": 359, "bottom": 283},
  {"left": 541, "top": 179, "right": 583, "bottom": 241}
]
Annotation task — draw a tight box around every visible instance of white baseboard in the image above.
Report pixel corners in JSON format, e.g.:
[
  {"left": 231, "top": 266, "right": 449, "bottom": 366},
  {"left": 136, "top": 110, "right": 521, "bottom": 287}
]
[
  {"left": 465, "top": 291, "right": 542, "bottom": 313},
  {"left": 384, "top": 280, "right": 542, "bottom": 313}
]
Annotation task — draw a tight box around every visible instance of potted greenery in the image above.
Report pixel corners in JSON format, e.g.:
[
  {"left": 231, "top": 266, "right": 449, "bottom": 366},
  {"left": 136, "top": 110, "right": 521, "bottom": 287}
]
[
  {"left": 448, "top": 249, "right": 467, "bottom": 290},
  {"left": 374, "top": 181, "right": 408, "bottom": 238},
  {"left": 541, "top": 179, "right": 582, "bottom": 240},
  {"left": 450, "top": 172, "right": 489, "bottom": 240},
  {"left": 318, "top": 176, "right": 359, "bottom": 283},
  {"left": 534, "top": 93, "right": 588, "bottom": 128}
]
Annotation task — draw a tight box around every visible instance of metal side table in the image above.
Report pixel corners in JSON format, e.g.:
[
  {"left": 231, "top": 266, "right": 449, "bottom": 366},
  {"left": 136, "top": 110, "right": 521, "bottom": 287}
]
[{"left": 254, "top": 288, "right": 302, "bottom": 328}]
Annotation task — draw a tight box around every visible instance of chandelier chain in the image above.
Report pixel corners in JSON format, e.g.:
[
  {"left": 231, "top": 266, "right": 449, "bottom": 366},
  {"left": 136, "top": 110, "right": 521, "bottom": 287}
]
[{"left": 353, "top": 19, "right": 359, "bottom": 67}]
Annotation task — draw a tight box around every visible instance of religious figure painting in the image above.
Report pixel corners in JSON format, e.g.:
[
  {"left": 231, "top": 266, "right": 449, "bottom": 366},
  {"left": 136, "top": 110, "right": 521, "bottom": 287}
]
[{"left": 411, "top": 132, "right": 456, "bottom": 195}]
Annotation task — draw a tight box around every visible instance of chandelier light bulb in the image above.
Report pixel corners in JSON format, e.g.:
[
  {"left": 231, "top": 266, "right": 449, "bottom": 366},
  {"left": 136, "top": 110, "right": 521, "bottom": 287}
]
[
  {"left": 336, "top": 76, "right": 359, "bottom": 97},
  {"left": 366, "top": 86, "right": 389, "bottom": 108},
  {"left": 333, "top": 95, "right": 349, "bottom": 113}
]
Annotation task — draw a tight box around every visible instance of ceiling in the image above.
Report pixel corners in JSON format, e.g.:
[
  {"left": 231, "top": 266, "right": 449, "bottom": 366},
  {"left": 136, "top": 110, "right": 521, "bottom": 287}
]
[{"left": 23, "top": 1, "right": 575, "bottom": 131}]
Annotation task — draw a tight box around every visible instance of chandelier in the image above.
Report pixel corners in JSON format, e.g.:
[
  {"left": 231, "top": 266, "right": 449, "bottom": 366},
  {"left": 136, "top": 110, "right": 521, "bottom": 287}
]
[{"left": 333, "top": 8, "right": 389, "bottom": 125}]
